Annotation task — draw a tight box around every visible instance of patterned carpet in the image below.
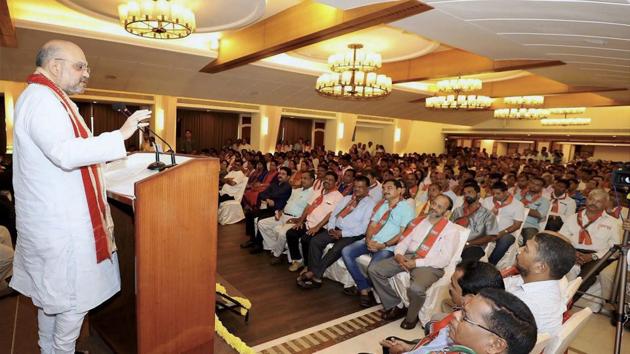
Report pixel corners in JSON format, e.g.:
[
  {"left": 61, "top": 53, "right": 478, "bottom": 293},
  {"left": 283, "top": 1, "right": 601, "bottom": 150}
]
[{"left": 256, "top": 308, "right": 392, "bottom": 354}]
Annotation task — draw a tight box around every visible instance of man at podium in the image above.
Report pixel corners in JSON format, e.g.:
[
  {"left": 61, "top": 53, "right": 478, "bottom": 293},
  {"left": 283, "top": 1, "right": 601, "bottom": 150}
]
[{"left": 10, "top": 40, "right": 150, "bottom": 353}]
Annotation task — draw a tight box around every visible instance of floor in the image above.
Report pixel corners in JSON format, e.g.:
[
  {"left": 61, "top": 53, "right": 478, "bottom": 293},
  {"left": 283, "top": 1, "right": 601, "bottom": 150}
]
[{"left": 1, "top": 222, "right": 628, "bottom": 353}]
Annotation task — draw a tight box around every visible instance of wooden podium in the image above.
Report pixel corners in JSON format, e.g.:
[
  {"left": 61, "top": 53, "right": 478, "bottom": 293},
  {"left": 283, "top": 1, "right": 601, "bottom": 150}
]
[{"left": 90, "top": 153, "right": 218, "bottom": 353}]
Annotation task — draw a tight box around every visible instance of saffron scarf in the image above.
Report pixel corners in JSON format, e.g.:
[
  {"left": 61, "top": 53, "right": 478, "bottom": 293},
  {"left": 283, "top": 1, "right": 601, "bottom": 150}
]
[
  {"left": 454, "top": 202, "right": 481, "bottom": 227},
  {"left": 401, "top": 215, "right": 449, "bottom": 259},
  {"left": 577, "top": 210, "right": 603, "bottom": 245},
  {"left": 27, "top": 73, "right": 114, "bottom": 263},
  {"left": 367, "top": 199, "right": 398, "bottom": 236}
]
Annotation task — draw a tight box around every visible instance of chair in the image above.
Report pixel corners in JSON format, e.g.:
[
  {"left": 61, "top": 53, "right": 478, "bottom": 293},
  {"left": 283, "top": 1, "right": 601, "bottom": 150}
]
[
  {"left": 388, "top": 225, "right": 471, "bottom": 325},
  {"left": 538, "top": 202, "right": 552, "bottom": 231},
  {"left": 544, "top": 308, "right": 593, "bottom": 354},
  {"left": 483, "top": 207, "right": 529, "bottom": 271},
  {"left": 218, "top": 181, "right": 247, "bottom": 225},
  {"left": 530, "top": 333, "right": 552, "bottom": 354},
  {"left": 561, "top": 277, "right": 582, "bottom": 306}
]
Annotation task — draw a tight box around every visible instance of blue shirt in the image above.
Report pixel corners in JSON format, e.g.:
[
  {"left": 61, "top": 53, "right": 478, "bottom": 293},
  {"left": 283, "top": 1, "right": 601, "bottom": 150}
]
[
  {"left": 516, "top": 193, "right": 550, "bottom": 230},
  {"left": 405, "top": 327, "right": 452, "bottom": 354},
  {"left": 327, "top": 195, "right": 375, "bottom": 237},
  {"left": 371, "top": 200, "right": 415, "bottom": 246}
]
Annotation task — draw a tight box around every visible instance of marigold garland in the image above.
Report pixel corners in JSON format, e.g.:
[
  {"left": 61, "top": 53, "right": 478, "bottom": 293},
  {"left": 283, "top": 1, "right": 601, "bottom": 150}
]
[{"left": 215, "top": 283, "right": 255, "bottom": 353}]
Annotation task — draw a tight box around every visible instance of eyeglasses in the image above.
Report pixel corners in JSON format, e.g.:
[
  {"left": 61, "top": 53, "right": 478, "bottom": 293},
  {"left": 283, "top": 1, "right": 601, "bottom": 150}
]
[
  {"left": 460, "top": 308, "right": 505, "bottom": 340},
  {"left": 54, "top": 58, "right": 91, "bottom": 74}
]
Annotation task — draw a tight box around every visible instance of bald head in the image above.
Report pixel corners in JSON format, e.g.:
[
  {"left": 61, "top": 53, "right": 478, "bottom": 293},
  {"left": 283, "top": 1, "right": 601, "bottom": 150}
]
[
  {"left": 585, "top": 188, "right": 609, "bottom": 213},
  {"left": 36, "top": 40, "right": 89, "bottom": 95}
]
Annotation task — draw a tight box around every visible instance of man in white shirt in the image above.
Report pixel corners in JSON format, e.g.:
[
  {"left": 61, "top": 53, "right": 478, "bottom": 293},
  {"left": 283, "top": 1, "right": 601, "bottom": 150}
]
[
  {"left": 364, "top": 168, "right": 383, "bottom": 201},
  {"left": 285, "top": 171, "right": 343, "bottom": 272},
  {"left": 481, "top": 182, "right": 525, "bottom": 265},
  {"left": 369, "top": 194, "right": 460, "bottom": 329},
  {"left": 258, "top": 171, "right": 315, "bottom": 264},
  {"left": 545, "top": 179, "right": 576, "bottom": 232},
  {"left": 219, "top": 160, "right": 247, "bottom": 204},
  {"left": 10, "top": 40, "right": 150, "bottom": 353},
  {"left": 559, "top": 189, "right": 622, "bottom": 301},
  {"left": 504, "top": 232, "right": 576, "bottom": 336}
]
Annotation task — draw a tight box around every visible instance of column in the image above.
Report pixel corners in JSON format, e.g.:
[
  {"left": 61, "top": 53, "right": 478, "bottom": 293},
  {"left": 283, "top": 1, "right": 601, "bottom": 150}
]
[
  {"left": 252, "top": 105, "right": 282, "bottom": 153},
  {"left": 1, "top": 81, "right": 27, "bottom": 153},
  {"left": 335, "top": 112, "right": 357, "bottom": 152},
  {"left": 153, "top": 95, "right": 177, "bottom": 152}
]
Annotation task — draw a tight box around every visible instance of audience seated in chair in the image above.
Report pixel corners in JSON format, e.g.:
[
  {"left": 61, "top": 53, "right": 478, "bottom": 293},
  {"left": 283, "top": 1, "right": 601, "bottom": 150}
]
[
  {"left": 558, "top": 189, "right": 622, "bottom": 303},
  {"left": 381, "top": 260, "right": 504, "bottom": 354},
  {"left": 364, "top": 168, "right": 383, "bottom": 201},
  {"left": 381, "top": 288, "right": 537, "bottom": 354},
  {"left": 341, "top": 179, "right": 414, "bottom": 307},
  {"left": 242, "top": 160, "right": 278, "bottom": 208},
  {"left": 504, "top": 232, "right": 576, "bottom": 336},
  {"left": 480, "top": 182, "right": 525, "bottom": 265},
  {"left": 218, "top": 159, "right": 247, "bottom": 204},
  {"left": 285, "top": 171, "right": 343, "bottom": 272},
  {"left": 545, "top": 179, "right": 576, "bottom": 232},
  {"left": 338, "top": 168, "right": 355, "bottom": 196},
  {"left": 257, "top": 171, "right": 315, "bottom": 264},
  {"left": 241, "top": 167, "right": 293, "bottom": 253},
  {"left": 297, "top": 176, "right": 375, "bottom": 289},
  {"left": 451, "top": 180, "right": 499, "bottom": 262},
  {"left": 515, "top": 176, "right": 550, "bottom": 242},
  {"left": 368, "top": 194, "right": 459, "bottom": 330}
]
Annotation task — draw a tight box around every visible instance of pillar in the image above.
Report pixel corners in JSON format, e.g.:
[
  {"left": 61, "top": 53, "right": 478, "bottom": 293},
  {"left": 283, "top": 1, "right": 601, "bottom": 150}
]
[
  {"left": 334, "top": 112, "right": 357, "bottom": 152},
  {"left": 252, "top": 105, "right": 282, "bottom": 153},
  {"left": 1, "top": 81, "right": 27, "bottom": 153},
  {"left": 153, "top": 95, "right": 177, "bottom": 152}
]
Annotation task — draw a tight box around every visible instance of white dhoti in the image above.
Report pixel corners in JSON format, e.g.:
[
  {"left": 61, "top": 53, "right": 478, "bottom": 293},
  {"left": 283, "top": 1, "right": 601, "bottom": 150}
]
[{"left": 259, "top": 214, "right": 296, "bottom": 257}]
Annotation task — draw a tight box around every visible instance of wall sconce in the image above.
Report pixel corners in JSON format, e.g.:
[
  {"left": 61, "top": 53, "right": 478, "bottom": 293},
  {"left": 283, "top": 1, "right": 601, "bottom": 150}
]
[
  {"left": 394, "top": 127, "right": 401, "bottom": 142},
  {"left": 337, "top": 122, "right": 344, "bottom": 139},
  {"left": 261, "top": 116, "right": 269, "bottom": 135}
]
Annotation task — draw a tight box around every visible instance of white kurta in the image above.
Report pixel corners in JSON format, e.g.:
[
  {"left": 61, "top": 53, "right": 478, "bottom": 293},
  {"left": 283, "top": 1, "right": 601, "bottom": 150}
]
[{"left": 10, "top": 84, "right": 127, "bottom": 314}]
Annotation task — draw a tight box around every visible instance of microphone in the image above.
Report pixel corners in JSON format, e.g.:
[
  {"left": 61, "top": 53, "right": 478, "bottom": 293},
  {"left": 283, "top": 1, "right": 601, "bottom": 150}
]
[{"left": 112, "top": 103, "right": 177, "bottom": 170}]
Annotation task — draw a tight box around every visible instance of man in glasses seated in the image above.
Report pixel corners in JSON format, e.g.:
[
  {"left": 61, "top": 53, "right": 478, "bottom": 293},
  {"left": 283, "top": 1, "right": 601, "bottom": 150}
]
[
  {"left": 381, "top": 288, "right": 537, "bottom": 354},
  {"left": 380, "top": 260, "right": 505, "bottom": 354}
]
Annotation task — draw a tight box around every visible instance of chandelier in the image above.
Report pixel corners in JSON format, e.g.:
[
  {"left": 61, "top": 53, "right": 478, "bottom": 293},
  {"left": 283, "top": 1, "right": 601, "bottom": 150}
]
[
  {"left": 425, "top": 77, "right": 492, "bottom": 110},
  {"left": 549, "top": 107, "right": 586, "bottom": 115},
  {"left": 494, "top": 108, "right": 550, "bottom": 119},
  {"left": 118, "top": 0, "right": 196, "bottom": 39},
  {"left": 503, "top": 96, "right": 544, "bottom": 106},
  {"left": 541, "top": 117, "right": 591, "bottom": 126},
  {"left": 426, "top": 95, "right": 493, "bottom": 109},
  {"left": 315, "top": 44, "right": 392, "bottom": 100}
]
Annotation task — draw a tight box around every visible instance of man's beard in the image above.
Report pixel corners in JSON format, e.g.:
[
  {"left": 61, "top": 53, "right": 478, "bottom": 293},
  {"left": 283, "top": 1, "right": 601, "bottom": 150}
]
[{"left": 516, "top": 263, "right": 529, "bottom": 277}]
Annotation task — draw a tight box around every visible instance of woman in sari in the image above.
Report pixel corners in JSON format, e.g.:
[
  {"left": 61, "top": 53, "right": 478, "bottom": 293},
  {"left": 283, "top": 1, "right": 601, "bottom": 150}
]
[{"left": 243, "top": 160, "right": 278, "bottom": 208}]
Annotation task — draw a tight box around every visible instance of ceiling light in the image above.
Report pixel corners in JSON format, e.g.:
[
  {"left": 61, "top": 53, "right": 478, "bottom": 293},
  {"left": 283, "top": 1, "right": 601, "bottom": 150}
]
[
  {"left": 541, "top": 117, "right": 591, "bottom": 126},
  {"left": 549, "top": 107, "right": 586, "bottom": 115},
  {"left": 118, "top": 0, "right": 196, "bottom": 39},
  {"left": 435, "top": 78, "right": 481, "bottom": 93},
  {"left": 315, "top": 44, "right": 392, "bottom": 100},
  {"left": 503, "top": 96, "right": 544, "bottom": 106},
  {"left": 426, "top": 95, "right": 493, "bottom": 110},
  {"left": 494, "top": 108, "right": 550, "bottom": 119}
]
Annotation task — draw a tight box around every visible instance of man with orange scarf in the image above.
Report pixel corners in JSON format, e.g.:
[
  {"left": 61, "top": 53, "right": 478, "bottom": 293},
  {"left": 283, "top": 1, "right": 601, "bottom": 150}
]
[
  {"left": 450, "top": 181, "right": 498, "bottom": 262},
  {"left": 559, "top": 189, "right": 622, "bottom": 302},
  {"left": 10, "top": 40, "right": 150, "bottom": 353}
]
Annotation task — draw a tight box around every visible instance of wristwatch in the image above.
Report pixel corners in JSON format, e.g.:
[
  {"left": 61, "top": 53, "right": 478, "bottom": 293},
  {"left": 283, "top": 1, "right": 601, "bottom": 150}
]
[{"left": 592, "top": 254, "right": 599, "bottom": 261}]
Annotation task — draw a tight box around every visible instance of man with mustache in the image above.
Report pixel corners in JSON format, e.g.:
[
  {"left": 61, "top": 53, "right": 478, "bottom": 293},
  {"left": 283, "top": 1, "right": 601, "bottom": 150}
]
[
  {"left": 368, "top": 194, "right": 460, "bottom": 329},
  {"left": 450, "top": 181, "right": 499, "bottom": 262},
  {"left": 481, "top": 182, "right": 525, "bottom": 265},
  {"left": 10, "top": 40, "right": 150, "bottom": 353}
]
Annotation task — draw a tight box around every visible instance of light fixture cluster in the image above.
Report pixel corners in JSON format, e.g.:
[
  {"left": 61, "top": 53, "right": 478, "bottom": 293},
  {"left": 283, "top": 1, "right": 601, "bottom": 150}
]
[
  {"left": 549, "top": 107, "right": 586, "bottom": 114},
  {"left": 426, "top": 95, "right": 493, "bottom": 110},
  {"left": 315, "top": 44, "right": 392, "bottom": 100},
  {"left": 494, "top": 108, "right": 550, "bottom": 120},
  {"left": 425, "top": 78, "right": 492, "bottom": 110},
  {"left": 541, "top": 117, "right": 591, "bottom": 126},
  {"left": 118, "top": 0, "right": 196, "bottom": 39},
  {"left": 503, "top": 96, "right": 544, "bottom": 106}
]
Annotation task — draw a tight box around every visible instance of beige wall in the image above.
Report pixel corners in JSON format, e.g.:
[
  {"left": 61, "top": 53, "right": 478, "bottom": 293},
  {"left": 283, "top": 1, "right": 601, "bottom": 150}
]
[
  {"left": 354, "top": 126, "right": 383, "bottom": 147},
  {"left": 399, "top": 121, "right": 469, "bottom": 155},
  {"left": 592, "top": 146, "right": 630, "bottom": 161}
]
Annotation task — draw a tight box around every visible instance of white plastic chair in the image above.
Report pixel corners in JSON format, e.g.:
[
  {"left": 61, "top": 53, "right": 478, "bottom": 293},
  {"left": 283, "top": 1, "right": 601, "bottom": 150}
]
[
  {"left": 218, "top": 180, "right": 247, "bottom": 225},
  {"left": 530, "top": 333, "right": 552, "bottom": 354},
  {"left": 561, "top": 276, "right": 582, "bottom": 306},
  {"left": 544, "top": 308, "right": 593, "bottom": 354},
  {"left": 388, "top": 225, "right": 471, "bottom": 325}
]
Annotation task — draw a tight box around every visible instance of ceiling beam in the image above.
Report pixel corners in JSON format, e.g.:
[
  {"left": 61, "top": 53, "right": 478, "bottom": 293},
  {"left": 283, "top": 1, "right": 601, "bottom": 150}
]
[
  {"left": 200, "top": 0, "right": 431, "bottom": 74},
  {"left": 0, "top": 0, "right": 17, "bottom": 48},
  {"left": 381, "top": 49, "right": 564, "bottom": 83}
]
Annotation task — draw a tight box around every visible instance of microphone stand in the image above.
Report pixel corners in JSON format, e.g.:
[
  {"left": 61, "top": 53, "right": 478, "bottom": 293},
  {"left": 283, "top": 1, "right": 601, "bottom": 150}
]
[{"left": 115, "top": 107, "right": 177, "bottom": 171}]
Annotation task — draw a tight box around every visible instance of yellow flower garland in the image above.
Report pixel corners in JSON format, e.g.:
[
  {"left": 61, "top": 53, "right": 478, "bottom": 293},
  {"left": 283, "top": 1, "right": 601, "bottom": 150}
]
[{"left": 215, "top": 283, "right": 255, "bottom": 354}]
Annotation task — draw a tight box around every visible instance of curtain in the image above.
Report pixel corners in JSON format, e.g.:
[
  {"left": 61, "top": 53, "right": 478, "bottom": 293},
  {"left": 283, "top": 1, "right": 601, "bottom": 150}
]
[
  {"left": 278, "top": 117, "right": 312, "bottom": 144},
  {"left": 75, "top": 102, "right": 140, "bottom": 151},
  {"left": 0, "top": 96, "right": 5, "bottom": 155},
  {"left": 177, "top": 109, "right": 239, "bottom": 151}
]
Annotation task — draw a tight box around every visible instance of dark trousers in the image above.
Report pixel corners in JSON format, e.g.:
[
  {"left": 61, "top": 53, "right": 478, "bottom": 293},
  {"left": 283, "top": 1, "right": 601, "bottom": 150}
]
[
  {"left": 308, "top": 231, "right": 364, "bottom": 279},
  {"left": 545, "top": 216, "right": 564, "bottom": 232},
  {"left": 574, "top": 255, "right": 614, "bottom": 303},
  {"left": 461, "top": 245, "right": 486, "bottom": 262},
  {"left": 286, "top": 225, "right": 309, "bottom": 262},
  {"left": 245, "top": 208, "right": 275, "bottom": 239},
  {"left": 488, "top": 234, "right": 515, "bottom": 265},
  {"left": 218, "top": 194, "right": 235, "bottom": 204}
]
